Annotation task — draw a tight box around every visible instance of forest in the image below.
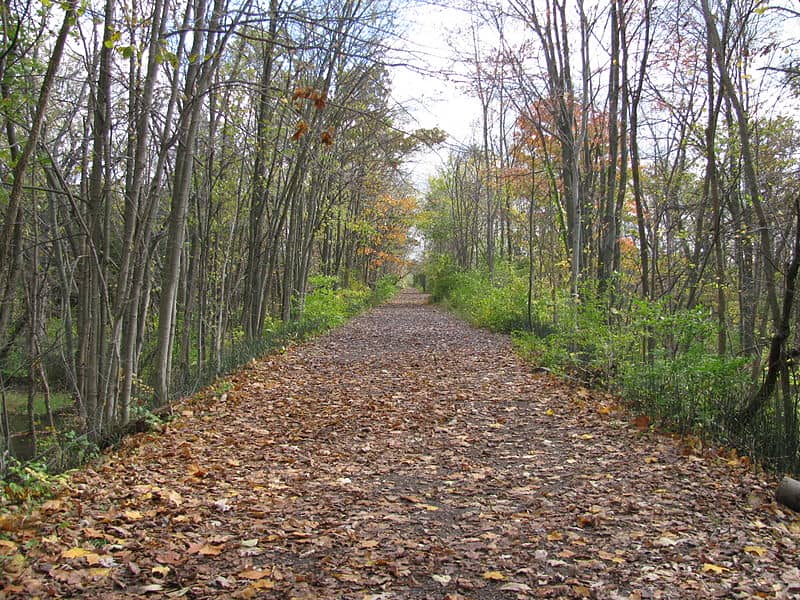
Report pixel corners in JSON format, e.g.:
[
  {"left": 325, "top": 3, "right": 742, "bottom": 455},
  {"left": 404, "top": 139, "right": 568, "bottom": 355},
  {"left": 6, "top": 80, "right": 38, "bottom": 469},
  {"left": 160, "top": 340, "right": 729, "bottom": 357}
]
[
  {"left": 0, "top": 0, "right": 437, "bottom": 471},
  {"left": 1, "top": 0, "right": 800, "bottom": 482},
  {"left": 417, "top": 0, "right": 800, "bottom": 473}
]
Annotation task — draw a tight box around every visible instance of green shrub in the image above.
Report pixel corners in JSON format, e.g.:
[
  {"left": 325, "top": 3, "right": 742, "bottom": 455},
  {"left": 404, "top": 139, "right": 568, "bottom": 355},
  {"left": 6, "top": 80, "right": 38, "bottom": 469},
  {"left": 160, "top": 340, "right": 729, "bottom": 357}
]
[
  {"left": 302, "top": 278, "right": 349, "bottom": 331},
  {"left": 424, "top": 259, "right": 529, "bottom": 332},
  {"left": 425, "top": 260, "right": 795, "bottom": 469},
  {"left": 371, "top": 275, "right": 400, "bottom": 305},
  {"left": 1, "top": 457, "right": 60, "bottom": 505},
  {"left": 621, "top": 353, "right": 750, "bottom": 434}
]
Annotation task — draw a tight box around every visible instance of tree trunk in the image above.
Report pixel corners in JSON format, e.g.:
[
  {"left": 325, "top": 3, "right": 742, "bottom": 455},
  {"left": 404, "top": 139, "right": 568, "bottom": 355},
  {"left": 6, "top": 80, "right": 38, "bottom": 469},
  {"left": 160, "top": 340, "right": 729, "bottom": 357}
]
[{"left": 0, "top": 0, "right": 77, "bottom": 354}]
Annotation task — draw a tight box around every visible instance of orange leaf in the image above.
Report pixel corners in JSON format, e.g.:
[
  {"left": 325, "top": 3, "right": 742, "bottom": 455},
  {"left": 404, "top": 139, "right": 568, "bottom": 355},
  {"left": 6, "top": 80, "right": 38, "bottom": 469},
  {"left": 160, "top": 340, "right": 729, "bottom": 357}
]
[
  {"left": 291, "top": 119, "right": 309, "bottom": 141},
  {"left": 311, "top": 91, "right": 327, "bottom": 110},
  {"left": 239, "top": 569, "right": 270, "bottom": 580},
  {"left": 188, "top": 542, "right": 225, "bottom": 556}
]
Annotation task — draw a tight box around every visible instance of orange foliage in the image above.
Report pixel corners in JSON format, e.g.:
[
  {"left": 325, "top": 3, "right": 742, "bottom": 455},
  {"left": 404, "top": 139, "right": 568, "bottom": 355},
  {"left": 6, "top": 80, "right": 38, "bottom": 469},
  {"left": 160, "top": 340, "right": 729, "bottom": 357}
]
[
  {"left": 358, "top": 194, "right": 417, "bottom": 272},
  {"left": 292, "top": 87, "right": 327, "bottom": 110},
  {"left": 291, "top": 119, "right": 309, "bottom": 141}
]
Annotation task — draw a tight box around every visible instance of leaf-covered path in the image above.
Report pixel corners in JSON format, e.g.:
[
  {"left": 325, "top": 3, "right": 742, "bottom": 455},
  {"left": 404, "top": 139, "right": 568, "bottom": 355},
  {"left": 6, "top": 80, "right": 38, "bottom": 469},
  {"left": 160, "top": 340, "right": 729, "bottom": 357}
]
[{"left": 3, "top": 290, "right": 800, "bottom": 599}]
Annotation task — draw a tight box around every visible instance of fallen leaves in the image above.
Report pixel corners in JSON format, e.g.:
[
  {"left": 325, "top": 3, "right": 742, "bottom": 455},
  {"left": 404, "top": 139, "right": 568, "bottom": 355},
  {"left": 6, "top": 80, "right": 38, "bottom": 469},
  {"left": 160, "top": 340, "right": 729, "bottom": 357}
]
[
  {"left": 633, "top": 414, "right": 651, "bottom": 431},
  {"left": 61, "top": 547, "right": 95, "bottom": 559},
  {"left": 743, "top": 544, "right": 767, "bottom": 556},
  {"left": 1, "top": 290, "right": 797, "bottom": 599},
  {"left": 237, "top": 568, "right": 270, "bottom": 580},
  {"left": 481, "top": 570, "right": 506, "bottom": 580},
  {"left": 702, "top": 563, "right": 730, "bottom": 574},
  {"left": 190, "top": 542, "right": 226, "bottom": 556}
]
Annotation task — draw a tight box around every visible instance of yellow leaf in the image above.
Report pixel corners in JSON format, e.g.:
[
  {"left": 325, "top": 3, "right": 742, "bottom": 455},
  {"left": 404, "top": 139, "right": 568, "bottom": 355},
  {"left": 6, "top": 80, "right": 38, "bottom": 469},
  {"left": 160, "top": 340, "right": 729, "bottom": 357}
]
[
  {"left": 122, "top": 510, "right": 143, "bottom": 521},
  {"left": 743, "top": 545, "right": 767, "bottom": 556},
  {"left": 545, "top": 408, "right": 555, "bottom": 416},
  {"left": 644, "top": 457, "right": 659, "bottom": 464},
  {"left": 547, "top": 531, "right": 564, "bottom": 541},
  {"left": 152, "top": 565, "right": 170, "bottom": 577},
  {"left": 62, "top": 547, "right": 93, "bottom": 559},
  {"left": 0, "top": 539, "right": 17, "bottom": 555},
  {"left": 87, "top": 567, "right": 111, "bottom": 578},
  {"left": 482, "top": 571, "right": 506, "bottom": 580},
  {"left": 579, "top": 434, "right": 594, "bottom": 440},
  {"left": 3, "top": 553, "right": 25, "bottom": 574},
  {"left": 702, "top": 563, "right": 729, "bottom": 574}
]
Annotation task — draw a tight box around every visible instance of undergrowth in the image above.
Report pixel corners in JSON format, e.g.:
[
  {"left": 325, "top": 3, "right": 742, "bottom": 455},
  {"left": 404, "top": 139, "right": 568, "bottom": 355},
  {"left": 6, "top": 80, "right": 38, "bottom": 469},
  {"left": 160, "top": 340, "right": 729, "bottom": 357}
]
[
  {"left": 1, "top": 276, "right": 400, "bottom": 502},
  {"left": 425, "top": 257, "right": 800, "bottom": 474}
]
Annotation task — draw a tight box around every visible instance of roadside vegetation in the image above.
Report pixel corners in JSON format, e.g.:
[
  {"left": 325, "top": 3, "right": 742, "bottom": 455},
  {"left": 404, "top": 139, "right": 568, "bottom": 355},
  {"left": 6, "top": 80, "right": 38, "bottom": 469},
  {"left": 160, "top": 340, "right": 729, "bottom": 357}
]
[
  {"left": 0, "top": 0, "right": 422, "bottom": 490},
  {"left": 422, "top": 259, "right": 795, "bottom": 473},
  {"left": 413, "top": 1, "right": 800, "bottom": 476},
  {"left": 1, "top": 275, "right": 400, "bottom": 507}
]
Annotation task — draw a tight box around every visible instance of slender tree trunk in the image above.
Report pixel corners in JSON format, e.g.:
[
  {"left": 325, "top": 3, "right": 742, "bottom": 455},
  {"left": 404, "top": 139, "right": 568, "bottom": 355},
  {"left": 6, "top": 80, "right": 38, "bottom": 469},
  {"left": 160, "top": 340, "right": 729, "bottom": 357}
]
[
  {"left": 155, "top": 0, "right": 213, "bottom": 404},
  {"left": 0, "top": 0, "right": 77, "bottom": 352}
]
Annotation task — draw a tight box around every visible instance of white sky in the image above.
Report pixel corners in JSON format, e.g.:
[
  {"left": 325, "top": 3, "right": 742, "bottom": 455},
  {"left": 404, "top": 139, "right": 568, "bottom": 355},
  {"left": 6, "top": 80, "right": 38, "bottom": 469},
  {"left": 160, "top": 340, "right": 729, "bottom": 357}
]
[{"left": 388, "top": 1, "right": 483, "bottom": 190}]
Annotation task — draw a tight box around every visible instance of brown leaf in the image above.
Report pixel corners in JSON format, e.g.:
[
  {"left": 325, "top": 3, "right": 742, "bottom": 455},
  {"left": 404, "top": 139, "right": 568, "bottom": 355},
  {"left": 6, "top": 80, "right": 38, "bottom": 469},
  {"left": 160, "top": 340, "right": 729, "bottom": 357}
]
[
  {"left": 188, "top": 541, "right": 225, "bottom": 556},
  {"left": 238, "top": 569, "right": 270, "bottom": 580},
  {"left": 573, "top": 585, "right": 591, "bottom": 597},
  {"left": 500, "top": 582, "right": 532, "bottom": 592},
  {"left": 158, "top": 488, "right": 183, "bottom": 506}
]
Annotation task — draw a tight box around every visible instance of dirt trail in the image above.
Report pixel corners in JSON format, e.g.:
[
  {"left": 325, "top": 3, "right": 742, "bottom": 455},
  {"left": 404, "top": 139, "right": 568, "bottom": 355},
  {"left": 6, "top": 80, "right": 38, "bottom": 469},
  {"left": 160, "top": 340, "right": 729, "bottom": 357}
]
[{"left": 2, "top": 289, "right": 799, "bottom": 599}]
